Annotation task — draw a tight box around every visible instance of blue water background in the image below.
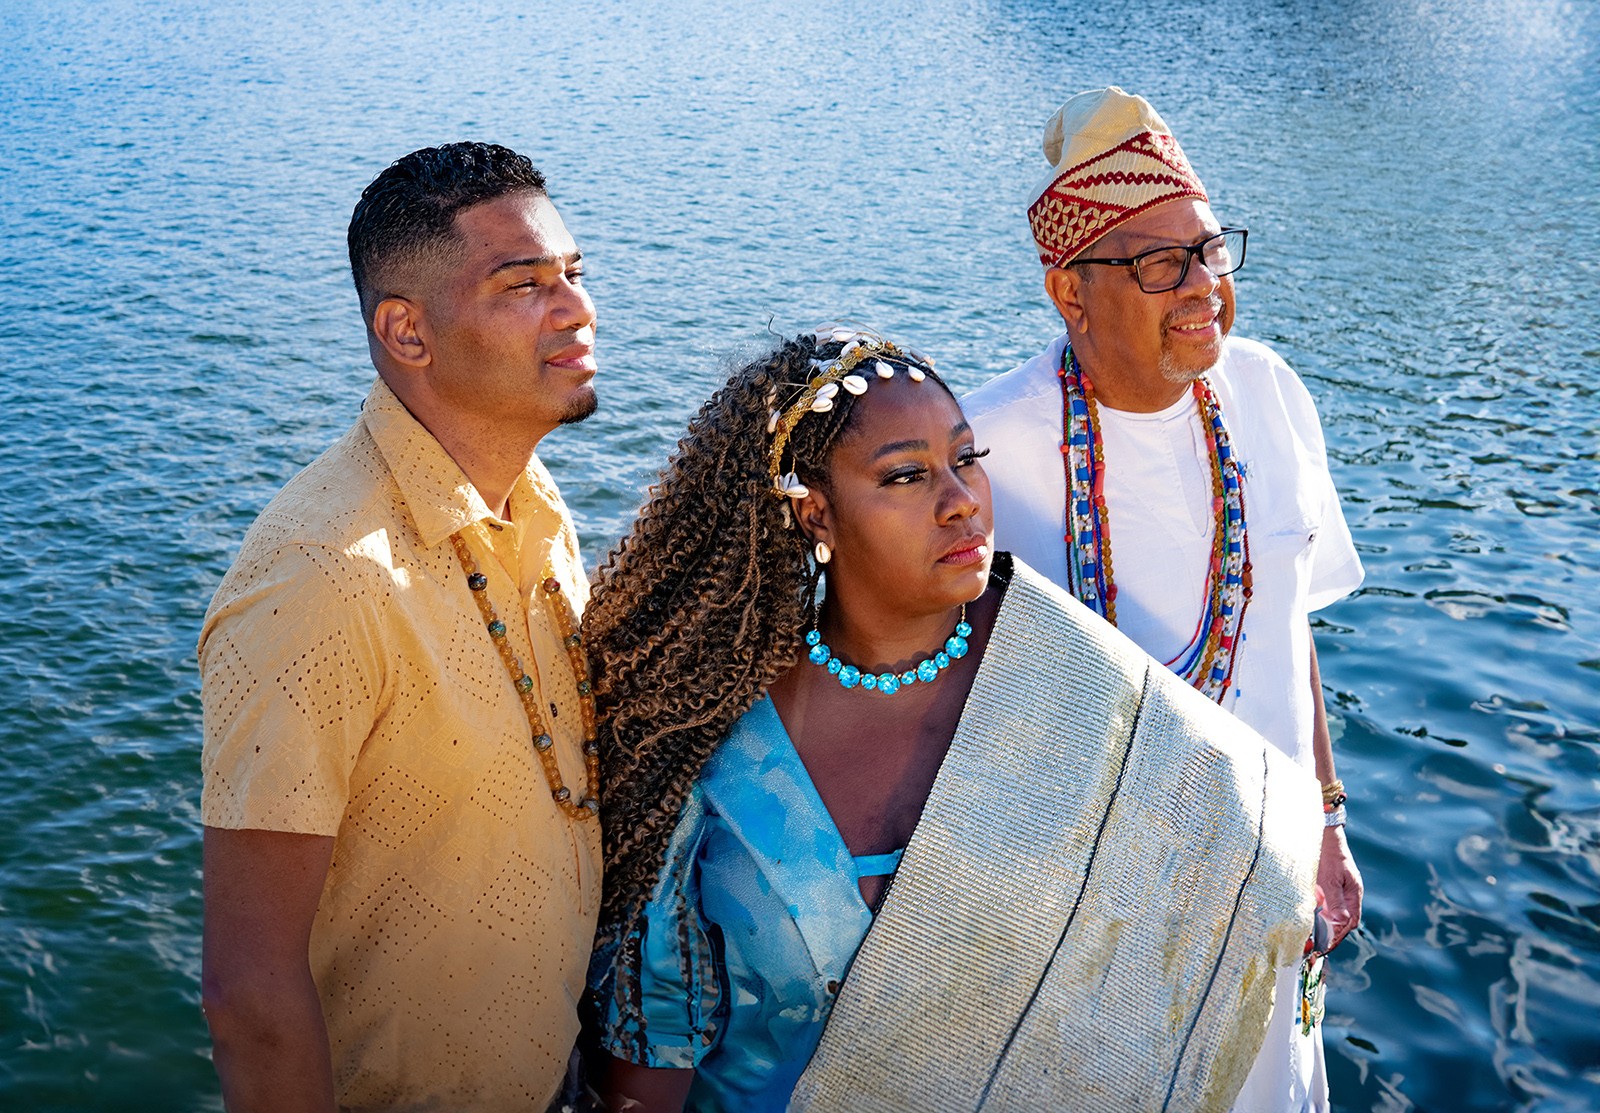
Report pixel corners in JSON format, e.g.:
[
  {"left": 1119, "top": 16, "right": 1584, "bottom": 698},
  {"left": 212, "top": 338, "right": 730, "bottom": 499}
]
[{"left": 2, "top": 0, "right": 1597, "bottom": 1109}]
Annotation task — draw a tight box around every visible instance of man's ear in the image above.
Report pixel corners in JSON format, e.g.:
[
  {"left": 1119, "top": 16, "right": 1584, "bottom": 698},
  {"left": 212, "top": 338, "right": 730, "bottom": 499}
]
[
  {"left": 1044, "top": 266, "right": 1089, "bottom": 334},
  {"left": 793, "top": 483, "right": 834, "bottom": 551},
  {"left": 371, "top": 296, "right": 431, "bottom": 370}
]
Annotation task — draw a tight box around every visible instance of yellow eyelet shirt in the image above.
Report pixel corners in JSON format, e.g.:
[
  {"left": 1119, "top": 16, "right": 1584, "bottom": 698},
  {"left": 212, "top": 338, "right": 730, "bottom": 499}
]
[{"left": 199, "top": 378, "right": 600, "bottom": 1111}]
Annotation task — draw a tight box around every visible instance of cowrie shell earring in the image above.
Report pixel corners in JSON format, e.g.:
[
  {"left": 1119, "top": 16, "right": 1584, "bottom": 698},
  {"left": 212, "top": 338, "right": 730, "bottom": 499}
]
[{"left": 814, "top": 541, "right": 832, "bottom": 565}]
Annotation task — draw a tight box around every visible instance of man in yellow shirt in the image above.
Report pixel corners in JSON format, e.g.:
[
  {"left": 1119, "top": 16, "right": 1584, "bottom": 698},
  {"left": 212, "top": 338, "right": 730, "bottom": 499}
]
[{"left": 198, "top": 143, "right": 602, "bottom": 1112}]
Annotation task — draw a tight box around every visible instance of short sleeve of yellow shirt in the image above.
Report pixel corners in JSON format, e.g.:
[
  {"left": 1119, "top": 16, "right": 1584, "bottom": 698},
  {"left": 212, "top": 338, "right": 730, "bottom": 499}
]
[{"left": 200, "top": 537, "right": 388, "bottom": 833}]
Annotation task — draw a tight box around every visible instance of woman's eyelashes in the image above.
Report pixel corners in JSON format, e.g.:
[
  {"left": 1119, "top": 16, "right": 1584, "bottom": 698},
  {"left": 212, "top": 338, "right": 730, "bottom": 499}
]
[{"left": 882, "top": 446, "right": 988, "bottom": 486}]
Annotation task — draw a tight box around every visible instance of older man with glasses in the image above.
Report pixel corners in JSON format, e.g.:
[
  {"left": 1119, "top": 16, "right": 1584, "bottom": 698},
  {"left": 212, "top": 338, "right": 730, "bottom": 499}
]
[{"left": 965, "top": 87, "right": 1364, "bottom": 1113}]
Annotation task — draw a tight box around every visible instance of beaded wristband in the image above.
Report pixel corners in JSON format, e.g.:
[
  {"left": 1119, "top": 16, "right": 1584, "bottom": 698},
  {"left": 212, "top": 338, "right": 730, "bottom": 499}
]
[{"left": 1324, "top": 804, "right": 1347, "bottom": 828}]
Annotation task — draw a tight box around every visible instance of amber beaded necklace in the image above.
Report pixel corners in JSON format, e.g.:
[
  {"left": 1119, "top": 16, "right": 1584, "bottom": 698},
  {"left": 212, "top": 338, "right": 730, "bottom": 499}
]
[
  {"left": 450, "top": 533, "right": 600, "bottom": 820},
  {"left": 1059, "top": 346, "right": 1252, "bottom": 702}
]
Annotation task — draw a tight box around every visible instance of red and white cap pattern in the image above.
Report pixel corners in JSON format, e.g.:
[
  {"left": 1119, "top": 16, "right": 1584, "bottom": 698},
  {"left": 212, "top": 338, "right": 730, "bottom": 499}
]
[{"left": 1027, "top": 87, "right": 1209, "bottom": 267}]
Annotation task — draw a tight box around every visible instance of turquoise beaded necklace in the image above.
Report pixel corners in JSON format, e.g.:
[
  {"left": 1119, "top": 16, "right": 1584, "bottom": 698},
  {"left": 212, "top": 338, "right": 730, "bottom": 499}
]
[{"left": 804, "top": 604, "right": 970, "bottom": 695}]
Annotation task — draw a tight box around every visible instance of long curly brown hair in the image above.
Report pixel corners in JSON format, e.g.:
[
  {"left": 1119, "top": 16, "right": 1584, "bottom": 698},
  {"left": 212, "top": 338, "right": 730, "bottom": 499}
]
[{"left": 585, "top": 330, "right": 946, "bottom": 960}]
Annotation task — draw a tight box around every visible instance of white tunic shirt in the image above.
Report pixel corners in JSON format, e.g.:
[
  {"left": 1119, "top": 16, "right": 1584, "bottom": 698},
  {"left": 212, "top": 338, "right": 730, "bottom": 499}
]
[
  {"left": 963, "top": 331, "right": 1363, "bottom": 770},
  {"left": 963, "top": 331, "right": 1364, "bottom": 1113}
]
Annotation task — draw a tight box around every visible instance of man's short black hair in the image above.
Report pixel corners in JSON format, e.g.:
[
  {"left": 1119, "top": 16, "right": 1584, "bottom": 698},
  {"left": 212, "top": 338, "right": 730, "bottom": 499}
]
[{"left": 347, "top": 142, "right": 547, "bottom": 320}]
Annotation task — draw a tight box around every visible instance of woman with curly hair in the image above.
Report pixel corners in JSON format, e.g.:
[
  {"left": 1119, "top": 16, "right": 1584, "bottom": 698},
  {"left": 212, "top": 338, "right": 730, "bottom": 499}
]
[{"left": 583, "top": 327, "right": 1325, "bottom": 1113}]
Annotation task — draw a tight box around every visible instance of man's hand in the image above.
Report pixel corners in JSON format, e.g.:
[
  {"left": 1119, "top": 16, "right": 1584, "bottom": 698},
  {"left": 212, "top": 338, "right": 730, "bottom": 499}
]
[
  {"left": 1307, "top": 637, "right": 1361, "bottom": 951},
  {"left": 1316, "top": 824, "right": 1363, "bottom": 952},
  {"left": 202, "top": 826, "right": 338, "bottom": 1113}
]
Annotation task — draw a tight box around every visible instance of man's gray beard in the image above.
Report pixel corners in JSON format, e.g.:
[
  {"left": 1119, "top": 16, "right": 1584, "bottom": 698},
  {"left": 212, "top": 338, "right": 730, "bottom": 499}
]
[
  {"left": 1157, "top": 333, "right": 1228, "bottom": 385},
  {"left": 1157, "top": 350, "right": 1222, "bottom": 385}
]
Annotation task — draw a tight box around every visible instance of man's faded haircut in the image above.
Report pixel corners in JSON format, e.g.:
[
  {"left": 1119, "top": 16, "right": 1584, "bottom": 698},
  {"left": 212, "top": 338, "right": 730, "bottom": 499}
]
[{"left": 347, "top": 142, "right": 547, "bottom": 320}]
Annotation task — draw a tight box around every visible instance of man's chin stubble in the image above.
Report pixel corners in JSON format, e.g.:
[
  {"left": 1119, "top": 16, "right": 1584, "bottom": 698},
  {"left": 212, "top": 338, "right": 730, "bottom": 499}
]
[{"left": 559, "top": 388, "right": 599, "bottom": 426}]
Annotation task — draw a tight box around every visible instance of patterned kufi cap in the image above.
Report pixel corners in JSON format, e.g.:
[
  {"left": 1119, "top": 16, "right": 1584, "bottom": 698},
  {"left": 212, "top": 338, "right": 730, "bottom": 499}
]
[{"left": 1027, "top": 87, "right": 1208, "bottom": 267}]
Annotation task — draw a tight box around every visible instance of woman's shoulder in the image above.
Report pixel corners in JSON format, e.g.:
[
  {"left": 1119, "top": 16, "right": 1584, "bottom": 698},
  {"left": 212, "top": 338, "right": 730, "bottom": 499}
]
[
  {"left": 962, "top": 554, "right": 1153, "bottom": 745},
  {"left": 699, "top": 696, "right": 787, "bottom": 800},
  {"left": 994, "top": 554, "right": 1151, "bottom": 674}
]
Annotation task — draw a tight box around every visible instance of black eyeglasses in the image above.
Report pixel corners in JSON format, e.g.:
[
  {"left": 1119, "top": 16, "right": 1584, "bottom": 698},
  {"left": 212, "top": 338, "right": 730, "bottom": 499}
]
[{"left": 1069, "top": 228, "right": 1248, "bottom": 293}]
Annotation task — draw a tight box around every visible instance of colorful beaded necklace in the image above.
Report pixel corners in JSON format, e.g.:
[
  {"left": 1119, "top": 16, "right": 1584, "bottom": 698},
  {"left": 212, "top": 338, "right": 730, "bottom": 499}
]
[
  {"left": 804, "top": 604, "right": 970, "bottom": 695},
  {"left": 1059, "top": 346, "right": 1252, "bottom": 702},
  {"left": 450, "top": 533, "right": 600, "bottom": 820}
]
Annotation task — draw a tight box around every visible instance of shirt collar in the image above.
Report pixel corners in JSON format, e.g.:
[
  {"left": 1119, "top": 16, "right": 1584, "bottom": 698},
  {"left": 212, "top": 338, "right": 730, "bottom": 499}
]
[{"left": 361, "top": 378, "right": 566, "bottom": 549}]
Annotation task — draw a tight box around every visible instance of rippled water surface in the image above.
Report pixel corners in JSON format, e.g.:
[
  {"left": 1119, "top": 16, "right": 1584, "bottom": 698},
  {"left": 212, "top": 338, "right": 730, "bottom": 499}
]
[{"left": 2, "top": 0, "right": 1597, "bottom": 1109}]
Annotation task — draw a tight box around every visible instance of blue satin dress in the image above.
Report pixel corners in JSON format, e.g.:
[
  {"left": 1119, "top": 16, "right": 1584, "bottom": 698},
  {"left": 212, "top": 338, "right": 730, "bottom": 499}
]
[{"left": 591, "top": 696, "right": 903, "bottom": 1112}]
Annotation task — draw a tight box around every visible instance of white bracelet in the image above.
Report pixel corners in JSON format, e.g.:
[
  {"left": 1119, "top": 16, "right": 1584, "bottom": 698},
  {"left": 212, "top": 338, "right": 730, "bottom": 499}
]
[{"left": 1324, "top": 804, "right": 1347, "bottom": 828}]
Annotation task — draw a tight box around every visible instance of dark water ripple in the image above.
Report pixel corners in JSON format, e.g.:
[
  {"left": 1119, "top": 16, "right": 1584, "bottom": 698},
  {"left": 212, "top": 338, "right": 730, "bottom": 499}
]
[{"left": 3, "top": 0, "right": 1598, "bottom": 1109}]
